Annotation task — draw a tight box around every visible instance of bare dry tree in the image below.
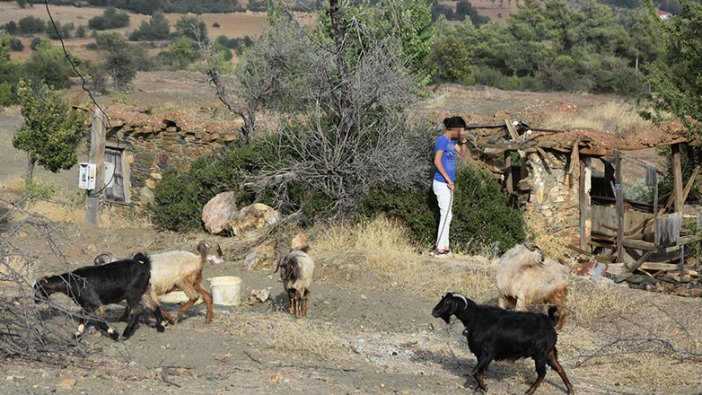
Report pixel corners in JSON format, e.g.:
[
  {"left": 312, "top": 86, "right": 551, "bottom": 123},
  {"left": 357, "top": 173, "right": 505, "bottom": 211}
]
[
  {"left": 205, "top": 2, "right": 435, "bottom": 219},
  {"left": 0, "top": 199, "right": 93, "bottom": 362}
]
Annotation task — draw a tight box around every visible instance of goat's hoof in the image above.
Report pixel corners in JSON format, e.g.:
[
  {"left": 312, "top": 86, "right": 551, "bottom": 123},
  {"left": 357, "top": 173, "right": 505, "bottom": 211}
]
[
  {"left": 156, "top": 325, "right": 165, "bottom": 333},
  {"left": 109, "top": 332, "right": 121, "bottom": 341}
]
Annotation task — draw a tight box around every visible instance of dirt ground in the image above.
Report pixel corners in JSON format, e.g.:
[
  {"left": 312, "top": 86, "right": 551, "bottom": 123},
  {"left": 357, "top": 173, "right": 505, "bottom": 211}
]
[
  {"left": 2, "top": 73, "right": 702, "bottom": 394},
  {"left": 1, "top": 220, "right": 702, "bottom": 395}
]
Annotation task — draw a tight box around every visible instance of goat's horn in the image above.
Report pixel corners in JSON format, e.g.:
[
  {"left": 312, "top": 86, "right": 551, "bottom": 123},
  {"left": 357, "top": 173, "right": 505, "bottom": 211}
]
[{"left": 454, "top": 293, "right": 469, "bottom": 308}]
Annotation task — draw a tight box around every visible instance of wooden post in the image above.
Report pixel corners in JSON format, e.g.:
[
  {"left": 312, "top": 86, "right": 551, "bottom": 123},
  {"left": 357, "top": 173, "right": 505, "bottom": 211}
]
[
  {"left": 615, "top": 150, "right": 624, "bottom": 264},
  {"left": 505, "top": 153, "right": 513, "bottom": 194},
  {"left": 579, "top": 154, "right": 591, "bottom": 250},
  {"left": 85, "top": 107, "right": 106, "bottom": 226},
  {"left": 672, "top": 143, "right": 684, "bottom": 213}
]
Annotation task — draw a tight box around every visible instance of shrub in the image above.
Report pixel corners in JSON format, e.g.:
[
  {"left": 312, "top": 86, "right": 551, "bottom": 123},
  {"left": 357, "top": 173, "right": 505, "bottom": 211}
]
[
  {"left": 88, "top": 8, "right": 130, "bottom": 30},
  {"left": 4, "top": 21, "right": 18, "bottom": 35},
  {"left": 9, "top": 37, "right": 24, "bottom": 51},
  {"left": 149, "top": 169, "right": 202, "bottom": 232},
  {"left": 18, "top": 16, "right": 46, "bottom": 35},
  {"left": 75, "top": 25, "right": 86, "bottom": 38},
  {"left": 150, "top": 137, "right": 285, "bottom": 232},
  {"left": 0, "top": 81, "right": 14, "bottom": 106},
  {"left": 212, "top": 22, "right": 221, "bottom": 28},
  {"left": 360, "top": 164, "right": 525, "bottom": 254},
  {"left": 29, "top": 37, "right": 43, "bottom": 50}
]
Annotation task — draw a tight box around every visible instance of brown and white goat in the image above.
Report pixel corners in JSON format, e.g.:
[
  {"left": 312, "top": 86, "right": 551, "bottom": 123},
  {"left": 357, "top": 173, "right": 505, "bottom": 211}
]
[
  {"left": 101, "top": 242, "right": 224, "bottom": 324},
  {"left": 275, "top": 247, "right": 315, "bottom": 318},
  {"left": 496, "top": 243, "right": 569, "bottom": 330}
]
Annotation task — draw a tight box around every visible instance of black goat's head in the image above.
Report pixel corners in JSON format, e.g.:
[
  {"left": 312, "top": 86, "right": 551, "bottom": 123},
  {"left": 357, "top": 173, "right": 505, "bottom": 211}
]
[
  {"left": 432, "top": 292, "right": 475, "bottom": 324},
  {"left": 33, "top": 277, "right": 51, "bottom": 304}
]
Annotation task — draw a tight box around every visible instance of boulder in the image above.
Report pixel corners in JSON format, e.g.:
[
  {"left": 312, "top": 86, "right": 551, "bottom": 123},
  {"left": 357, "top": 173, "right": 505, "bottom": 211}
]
[
  {"left": 202, "top": 192, "right": 238, "bottom": 235},
  {"left": 244, "top": 239, "right": 277, "bottom": 270},
  {"left": 228, "top": 203, "right": 280, "bottom": 236}
]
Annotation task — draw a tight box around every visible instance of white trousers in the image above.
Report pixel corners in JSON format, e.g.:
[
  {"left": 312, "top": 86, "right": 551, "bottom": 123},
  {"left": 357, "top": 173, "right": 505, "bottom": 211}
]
[{"left": 433, "top": 180, "right": 453, "bottom": 250}]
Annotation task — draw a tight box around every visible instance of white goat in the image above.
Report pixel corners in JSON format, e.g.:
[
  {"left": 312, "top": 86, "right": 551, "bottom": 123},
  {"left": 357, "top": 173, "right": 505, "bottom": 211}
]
[
  {"left": 275, "top": 247, "right": 315, "bottom": 318},
  {"left": 496, "top": 243, "right": 569, "bottom": 330}
]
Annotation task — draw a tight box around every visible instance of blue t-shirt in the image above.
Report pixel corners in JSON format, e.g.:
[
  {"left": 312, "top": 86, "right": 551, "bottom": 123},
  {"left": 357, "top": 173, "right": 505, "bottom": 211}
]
[{"left": 433, "top": 135, "right": 456, "bottom": 183}]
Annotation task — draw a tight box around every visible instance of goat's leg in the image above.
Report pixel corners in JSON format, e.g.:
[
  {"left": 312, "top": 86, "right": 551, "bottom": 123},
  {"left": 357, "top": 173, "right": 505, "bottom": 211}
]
[
  {"left": 471, "top": 356, "right": 492, "bottom": 392},
  {"left": 515, "top": 294, "right": 528, "bottom": 311},
  {"left": 175, "top": 283, "right": 200, "bottom": 322},
  {"left": 546, "top": 348, "right": 574, "bottom": 395},
  {"left": 524, "top": 356, "right": 547, "bottom": 395},
  {"left": 287, "top": 289, "right": 297, "bottom": 316},
  {"left": 193, "top": 282, "right": 213, "bottom": 324},
  {"left": 555, "top": 307, "right": 567, "bottom": 331},
  {"left": 122, "top": 303, "right": 144, "bottom": 339},
  {"left": 141, "top": 293, "right": 166, "bottom": 332},
  {"left": 302, "top": 290, "right": 311, "bottom": 317}
]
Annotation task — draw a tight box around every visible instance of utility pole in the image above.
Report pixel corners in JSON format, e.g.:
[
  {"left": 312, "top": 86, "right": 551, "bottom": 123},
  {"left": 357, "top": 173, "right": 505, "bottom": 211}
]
[{"left": 86, "top": 107, "right": 106, "bottom": 226}]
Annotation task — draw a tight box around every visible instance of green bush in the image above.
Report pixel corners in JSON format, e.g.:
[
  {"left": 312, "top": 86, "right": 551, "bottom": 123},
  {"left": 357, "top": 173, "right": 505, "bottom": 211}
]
[
  {"left": 360, "top": 164, "right": 525, "bottom": 254},
  {"left": 149, "top": 169, "right": 202, "bottom": 232},
  {"left": 150, "top": 137, "right": 285, "bottom": 232},
  {"left": 0, "top": 81, "right": 14, "bottom": 106}
]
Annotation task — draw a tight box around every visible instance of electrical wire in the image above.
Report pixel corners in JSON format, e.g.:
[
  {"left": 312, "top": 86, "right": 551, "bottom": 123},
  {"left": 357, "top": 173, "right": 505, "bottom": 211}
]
[{"left": 43, "top": 0, "right": 119, "bottom": 198}]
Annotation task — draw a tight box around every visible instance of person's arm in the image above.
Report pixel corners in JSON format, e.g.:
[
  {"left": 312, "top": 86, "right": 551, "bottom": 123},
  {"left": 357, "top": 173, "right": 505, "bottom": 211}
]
[
  {"left": 456, "top": 142, "right": 467, "bottom": 158},
  {"left": 434, "top": 150, "right": 454, "bottom": 191}
]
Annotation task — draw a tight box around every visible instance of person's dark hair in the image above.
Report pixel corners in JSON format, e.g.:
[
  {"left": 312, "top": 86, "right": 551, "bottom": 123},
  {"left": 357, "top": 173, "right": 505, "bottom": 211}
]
[{"left": 443, "top": 116, "right": 467, "bottom": 129}]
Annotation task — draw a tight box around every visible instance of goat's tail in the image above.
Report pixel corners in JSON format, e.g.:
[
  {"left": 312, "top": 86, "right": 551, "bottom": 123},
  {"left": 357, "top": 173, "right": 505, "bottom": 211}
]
[
  {"left": 133, "top": 252, "right": 150, "bottom": 265},
  {"left": 197, "top": 241, "right": 208, "bottom": 263},
  {"left": 547, "top": 306, "right": 559, "bottom": 327}
]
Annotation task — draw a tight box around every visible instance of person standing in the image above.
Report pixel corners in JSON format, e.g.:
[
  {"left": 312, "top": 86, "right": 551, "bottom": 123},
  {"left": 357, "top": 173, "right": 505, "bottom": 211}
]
[{"left": 432, "top": 116, "right": 468, "bottom": 257}]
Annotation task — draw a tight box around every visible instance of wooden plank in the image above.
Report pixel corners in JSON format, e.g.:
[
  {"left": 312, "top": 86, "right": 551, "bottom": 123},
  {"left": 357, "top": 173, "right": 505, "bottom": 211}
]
[
  {"left": 638, "top": 262, "right": 697, "bottom": 272},
  {"left": 86, "top": 107, "right": 106, "bottom": 226},
  {"left": 505, "top": 119, "right": 520, "bottom": 140},
  {"left": 655, "top": 213, "right": 682, "bottom": 246},
  {"left": 621, "top": 238, "right": 657, "bottom": 251},
  {"left": 535, "top": 146, "right": 552, "bottom": 168},
  {"left": 615, "top": 150, "right": 624, "bottom": 262},
  {"left": 505, "top": 154, "right": 513, "bottom": 194},
  {"left": 672, "top": 143, "right": 684, "bottom": 213},
  {"left": 626, "top": 250, "right": 653, "bottom": 273},
  {"left": 579, "top": 155, "right": 592, "bottom": 250}
]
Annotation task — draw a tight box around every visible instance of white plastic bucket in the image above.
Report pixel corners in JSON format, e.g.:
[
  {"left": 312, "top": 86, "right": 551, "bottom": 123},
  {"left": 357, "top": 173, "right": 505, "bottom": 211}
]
[{"left": 209, "top": 276, "right": 242, "bottom": 306}]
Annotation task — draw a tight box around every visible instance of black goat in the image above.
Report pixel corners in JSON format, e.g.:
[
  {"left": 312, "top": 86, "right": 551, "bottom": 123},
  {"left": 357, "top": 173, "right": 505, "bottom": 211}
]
[
  {"left": 432, "top": 292, "right": 574, "bottom": 395},
  {"left": 34, "top": 253, "right": 165, "bottom": 341}
]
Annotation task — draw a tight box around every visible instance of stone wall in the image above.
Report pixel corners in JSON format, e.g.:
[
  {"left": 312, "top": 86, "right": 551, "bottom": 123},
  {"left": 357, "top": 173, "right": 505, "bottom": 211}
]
[
  {"left": 525, "top": 150, "right": 580, "bottom": 240},
  {"left": 100, "top": 105, "right": 240, "bottom": 211}
]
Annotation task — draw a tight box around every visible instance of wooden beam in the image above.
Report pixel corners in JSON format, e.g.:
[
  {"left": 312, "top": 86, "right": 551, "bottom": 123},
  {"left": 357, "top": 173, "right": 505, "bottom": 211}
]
[
  {"left": 672, "top": 143, "right": 684, "bottom": 213},
  {"left": 621, "top": 238, "right": 657, "bottom": 251},
  {"left": 505, "top": 119, "right": 520, "bottom": 140},
  {"left": 505, "top": 154, "right": 513, "bottom": 194},
  {"left": 85, "top": 107, "right": 106, "bottom": 226},
  {"left": 615, "top": 150, "right": 624, "bottom": 262},
  {"left": 579, "top": 155, "right": 592, "bottom": 250},
  {"left": 626, "top": 250, "right": 653, "bottom": 273}
]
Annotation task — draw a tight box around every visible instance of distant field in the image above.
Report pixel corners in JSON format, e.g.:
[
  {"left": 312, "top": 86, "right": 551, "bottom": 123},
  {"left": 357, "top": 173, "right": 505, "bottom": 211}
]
[
  {"left": 0, "top": 2, "right": 315, "bottom": 61},
  {"left": 439, "top": 0, "right": 520, "bottom": 21}
]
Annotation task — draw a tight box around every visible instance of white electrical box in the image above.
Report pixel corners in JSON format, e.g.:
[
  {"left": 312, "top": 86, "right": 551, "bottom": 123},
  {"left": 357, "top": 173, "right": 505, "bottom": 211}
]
[{"left": 79, "top": 163, "right": 96, "bottom": 190}]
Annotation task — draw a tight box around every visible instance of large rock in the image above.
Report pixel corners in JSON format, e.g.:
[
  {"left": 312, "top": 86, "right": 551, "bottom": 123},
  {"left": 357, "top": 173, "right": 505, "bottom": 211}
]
[
  {"left": 202, "top": 192, "right": 238, "bottom": 235},
  {"left": 228, "top": 203, "right": 280, "bottom": 236}
]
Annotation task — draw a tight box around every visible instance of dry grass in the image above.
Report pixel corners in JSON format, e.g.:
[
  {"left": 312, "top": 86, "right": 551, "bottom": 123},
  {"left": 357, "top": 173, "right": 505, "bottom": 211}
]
[
  {"left": 542, "top": 100, "right": 653, "bottom": 136},
  {"left": 566, "top": 279, "right": 635, "bottom": 326},
  {"left": 27, "top": 200, "right": 152, "bottom": 229},
  {"left": 0, "top": 176, "right": 27, "bottom": 195},
  {"left": 312, "top": 216, "right": 497, "bottom": 302},
  {"left": 523, "top": 211, "right": 570, "bottom": 261}
]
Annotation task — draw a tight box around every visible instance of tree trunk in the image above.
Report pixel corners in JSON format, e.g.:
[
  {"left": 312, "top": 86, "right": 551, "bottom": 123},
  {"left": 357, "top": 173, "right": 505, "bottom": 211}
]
[
  {"left": 329, "top": 0, "right": 349, "bottom": 115},
  {"left": 26, "top": 154, "right": 36, "bottom": 182}
]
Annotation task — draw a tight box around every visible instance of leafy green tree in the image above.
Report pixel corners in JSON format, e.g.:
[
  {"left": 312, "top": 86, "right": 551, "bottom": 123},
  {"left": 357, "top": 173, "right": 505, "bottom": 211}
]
[
  {"left": 76, "top": 25, "right": 87, "bottom": 38},
  {"left": 18, "top": 16, "right": 46, "bottom": 35},
  {"left": 4, "top": 21, "right": 19, "bottom": 35},
  {"left": 24, "top": 40, "right": 75, "bottom": 89},
  {"left": 88, "top": 8, "right": 130, "bottom": 30},
  {"left": 12, "top": 80, "right": 86, "bottom": 181},
  {"left": 432, "top": 20, "right": 475, "bottom": 85},
  {"left": 318, "top": 0, "right": 435, "bottom": 87},
  {"left": 129, "top": 12, "right": 171, "bottom": 41},
  {"left": 174, "top": 15, "right": 208, "bottom": 44},
  {"left": 95, "top": 33, "right": 147, "bottom": 90},
  {"left": 645, "top": 0, "right": 702, "bottom": 141},
  {"left": 0, "top": 31, "right": 10, "bottom": 62}
]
